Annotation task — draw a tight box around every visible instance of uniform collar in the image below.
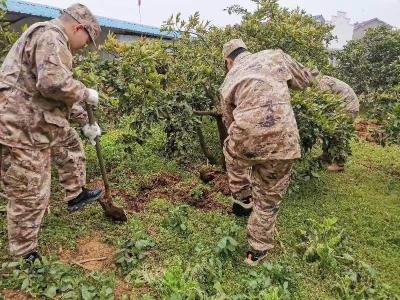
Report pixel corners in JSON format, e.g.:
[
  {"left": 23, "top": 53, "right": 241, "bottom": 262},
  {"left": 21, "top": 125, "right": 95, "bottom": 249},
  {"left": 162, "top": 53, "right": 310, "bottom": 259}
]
[
  {"left": 50, "top": 19, "right": 71, "bottom": 50},
  {"left": 235, "top": 51, "right": 251, "bottom": 63}
]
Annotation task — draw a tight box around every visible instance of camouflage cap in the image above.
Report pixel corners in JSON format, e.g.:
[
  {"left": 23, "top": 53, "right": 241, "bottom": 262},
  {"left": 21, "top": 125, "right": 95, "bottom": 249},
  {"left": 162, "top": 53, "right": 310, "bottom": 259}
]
[
  {"left": 63, "top": 3, "right": 101, "bottom": 47},
  {"left": 222, "top": 39, "right": 247, "bottom": 59}
]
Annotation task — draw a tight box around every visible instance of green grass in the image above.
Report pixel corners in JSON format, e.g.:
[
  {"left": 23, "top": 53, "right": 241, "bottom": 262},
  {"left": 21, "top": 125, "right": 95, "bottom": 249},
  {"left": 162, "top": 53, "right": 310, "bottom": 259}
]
[{"left": 0, "top": 140, "right": 399, "bottom": 299}]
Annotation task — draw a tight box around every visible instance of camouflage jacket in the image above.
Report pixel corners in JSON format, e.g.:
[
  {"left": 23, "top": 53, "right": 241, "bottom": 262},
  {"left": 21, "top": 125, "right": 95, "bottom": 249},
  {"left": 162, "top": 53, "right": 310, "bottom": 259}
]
[
  {"left": 220, "top": 49, "right": 314, "bottom": 161},
  {"left": 0, "top": 19, "right": 89, "bottom": 150},
  {"left": 318, "top": 75, "right": 360, "bottom": 118}
]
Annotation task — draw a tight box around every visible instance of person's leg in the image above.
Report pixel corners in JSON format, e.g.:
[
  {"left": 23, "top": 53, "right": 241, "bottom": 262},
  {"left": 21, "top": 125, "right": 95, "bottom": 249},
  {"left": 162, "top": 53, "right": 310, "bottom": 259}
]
[
  {"left": 53, "top": 126, "right": 103, "bottom": 212},
  {"left": 246, "top": 160, "right": 294, "bottom": 264},
  {"left": 1, "top": 145, "right": 51, "bottom": 257},
  {"left": 320, "top": 138, "right": 332, "bottom": 164},
  {"left": 223, "top": 140, "right": 253, "bottom": 216},
  {"left": 223, "top": 144, "right": 252, "bottom": 198},
  {"left": 326, "top": 136, "right": 346, "bottom": 172},
  {"left": 51, "top": 127, "right": 86, "bottom": 202}
]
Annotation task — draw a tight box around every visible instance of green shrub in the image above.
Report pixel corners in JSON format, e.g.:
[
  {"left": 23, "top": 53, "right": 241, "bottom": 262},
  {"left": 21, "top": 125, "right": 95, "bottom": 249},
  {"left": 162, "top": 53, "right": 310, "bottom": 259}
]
[{"left": 0, "top": 257, "right": 114, "bottom": 299}]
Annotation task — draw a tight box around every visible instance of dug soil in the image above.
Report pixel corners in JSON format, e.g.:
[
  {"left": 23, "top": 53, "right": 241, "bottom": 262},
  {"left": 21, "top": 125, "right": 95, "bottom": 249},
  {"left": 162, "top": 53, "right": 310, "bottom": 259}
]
[
  {"left": 355, "top": 120, "right": 383, "bottom": 144},
  {"left": 1, "top": 290, "right": 32, "bottom": 300},
  {"left": 129, "top": 172, "right": 230, "bottom": 213}
]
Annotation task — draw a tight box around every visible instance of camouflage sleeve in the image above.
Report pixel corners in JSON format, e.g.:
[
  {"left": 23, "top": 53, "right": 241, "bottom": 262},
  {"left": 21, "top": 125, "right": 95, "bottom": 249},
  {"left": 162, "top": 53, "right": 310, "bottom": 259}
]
[
  {"left": 220, "top": 92, "right": 235, "bottom": 129},
  {"left": 70, "top": 101, "right": 89, "bottom": 126},
  {"left": 283, "top": 53, "right": 315, "bottom": 90},
  {"left": 35, "top": 29, "right": 88, "bottom": 106}
]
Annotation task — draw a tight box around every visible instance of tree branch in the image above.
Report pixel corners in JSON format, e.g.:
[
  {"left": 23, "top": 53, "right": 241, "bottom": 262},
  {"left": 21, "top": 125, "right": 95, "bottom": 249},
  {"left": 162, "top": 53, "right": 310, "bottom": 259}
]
[{"left": 193, "top": 110, "right": 222, "bottom": 117}]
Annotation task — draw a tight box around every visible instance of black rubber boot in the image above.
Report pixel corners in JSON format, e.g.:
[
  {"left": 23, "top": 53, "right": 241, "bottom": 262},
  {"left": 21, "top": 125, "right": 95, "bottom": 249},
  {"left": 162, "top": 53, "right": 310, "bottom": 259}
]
[
  {"left": 232, "top": 197, "right": 253, "bottom": 217},
  {"left": 23, "top": 251, "right": 41, "bottom": 265},
  {"left": 67, "top": 188, "right": 103, "bottom": 212}
]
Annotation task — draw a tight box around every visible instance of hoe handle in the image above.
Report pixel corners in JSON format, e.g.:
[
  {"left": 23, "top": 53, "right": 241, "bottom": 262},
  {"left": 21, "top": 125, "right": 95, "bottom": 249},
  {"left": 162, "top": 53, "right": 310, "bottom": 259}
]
[{"left": 85, "top": 103, "right": 111, "bottom": 199}]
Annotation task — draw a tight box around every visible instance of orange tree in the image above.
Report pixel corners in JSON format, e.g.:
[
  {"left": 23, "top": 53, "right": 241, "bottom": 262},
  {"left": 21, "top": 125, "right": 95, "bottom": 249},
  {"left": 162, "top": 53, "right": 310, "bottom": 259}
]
[
  {"left": 0, "top": 0, "right": 18, "bottom": 61},
  {"left": 336, "top": 27, "right": 400, "bottom": 144},
  {"left": 75, "top": 0, "right": 354, "bottom": 174}
]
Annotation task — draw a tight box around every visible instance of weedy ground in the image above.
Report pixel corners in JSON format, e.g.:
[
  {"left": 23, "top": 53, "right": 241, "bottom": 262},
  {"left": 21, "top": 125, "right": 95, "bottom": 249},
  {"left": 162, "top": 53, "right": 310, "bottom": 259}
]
[{"left": 0, "top": 137, "right": 399, "bottom": 299}]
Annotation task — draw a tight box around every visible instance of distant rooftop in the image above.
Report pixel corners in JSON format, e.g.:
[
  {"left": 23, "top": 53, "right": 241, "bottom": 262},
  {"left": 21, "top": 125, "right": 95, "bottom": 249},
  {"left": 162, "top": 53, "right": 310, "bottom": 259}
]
[
  {"left": 354, "top": 18, "right": 393, "bottom": 30},
  {"left": 313, "top": 15, "right": 326, "bottom": 24},
  {"left": 5, "top": 0, "right": 176, "bottom": 39}
]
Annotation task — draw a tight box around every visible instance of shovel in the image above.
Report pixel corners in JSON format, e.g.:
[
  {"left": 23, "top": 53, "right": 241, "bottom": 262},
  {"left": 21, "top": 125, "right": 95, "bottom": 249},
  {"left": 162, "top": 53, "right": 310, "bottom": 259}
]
[{"left": 85, "top": 103, "right": 127, "bottom": 222}]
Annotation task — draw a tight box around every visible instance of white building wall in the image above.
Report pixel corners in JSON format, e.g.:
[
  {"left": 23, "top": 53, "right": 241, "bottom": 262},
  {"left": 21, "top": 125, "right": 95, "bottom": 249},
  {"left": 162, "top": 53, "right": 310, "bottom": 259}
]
[{"left": 328, "top": 11, "right": 354, "bottom": 50}]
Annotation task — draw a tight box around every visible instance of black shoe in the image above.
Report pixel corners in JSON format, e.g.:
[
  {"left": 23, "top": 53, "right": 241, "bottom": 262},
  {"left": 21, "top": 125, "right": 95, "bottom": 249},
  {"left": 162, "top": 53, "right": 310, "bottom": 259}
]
[
  {"left": 23, "top": 251, "right": 41, "bottom": 265},
  {"left": 232, "top": 198, "right": 253, "bottom": 217},
  {"left": 67, "top": 188, "right": 103, "bottom": 212},
  {"left": 245, "top": 249, "right": 268, "bottom": 266}
]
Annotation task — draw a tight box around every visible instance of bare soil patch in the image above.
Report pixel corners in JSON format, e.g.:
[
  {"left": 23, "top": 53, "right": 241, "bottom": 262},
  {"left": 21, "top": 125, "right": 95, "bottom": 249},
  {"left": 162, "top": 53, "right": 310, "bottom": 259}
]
[
  {"left": 114, "top": 280, "right": 132, "bottom": 300},
  {"left": 355, "top": 120, "right": 383, "bottom": 144},
  {"left": 59, "top": 232, "right": 115, "bottom": 271},
  {"left": 88, "top": 169, "right": 231, "bottom": 213},
  {"left": 127, "top": 172, "right": 230, "bottom": 212},
  {"left": 1, "top": 290, "right": 32, "bottom": 300}
]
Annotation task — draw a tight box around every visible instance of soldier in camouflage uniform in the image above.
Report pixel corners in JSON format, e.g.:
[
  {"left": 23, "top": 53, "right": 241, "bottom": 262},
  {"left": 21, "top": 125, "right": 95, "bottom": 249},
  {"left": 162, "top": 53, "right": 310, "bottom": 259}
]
[
  {"left": 0, "top": 4, "right": 103, "bottom": 262},
  {"left": 315, "top": 73, "right": 359, "bottom": 172},
  {"left": 220, "top": 39, "right": 314, "bottom": 265}
]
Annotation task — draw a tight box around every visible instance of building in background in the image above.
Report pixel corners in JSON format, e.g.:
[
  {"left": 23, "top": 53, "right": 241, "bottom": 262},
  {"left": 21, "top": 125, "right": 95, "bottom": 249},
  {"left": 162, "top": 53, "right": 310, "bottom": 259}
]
[
  {"left": 353, "top": 18, "right": 393, "bottom": 40},
  {"left": 328, "top": 11, "right": 353, "bottom": 50},
  {"left": 4, "top": 0, "right": 176, "bottom": 44},
  {"left": 314, "top": 11, "right": 394, "bottom": 50}
]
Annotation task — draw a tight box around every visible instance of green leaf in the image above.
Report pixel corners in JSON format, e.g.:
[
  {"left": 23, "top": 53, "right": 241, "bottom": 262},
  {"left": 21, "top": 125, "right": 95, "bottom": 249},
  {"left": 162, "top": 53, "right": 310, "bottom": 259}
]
[
  {"left": 44, "top": 286, "right": 57, "bottom": 299},
  {"left": 81, "top": 285, "right": 95, "bottom": 300},
  {"left": 21, "top": 278, "right": 30, "bottom": 290}
]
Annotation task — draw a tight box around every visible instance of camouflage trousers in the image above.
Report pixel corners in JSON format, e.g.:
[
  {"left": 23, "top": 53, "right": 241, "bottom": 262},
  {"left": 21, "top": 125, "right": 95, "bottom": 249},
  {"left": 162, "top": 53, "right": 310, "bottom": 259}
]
[
  {"left": 1, "top": 127, "right": 86, "bottom": 256},
  {"left": 224, "top": 142, "right": 294, "bottom": 252}
]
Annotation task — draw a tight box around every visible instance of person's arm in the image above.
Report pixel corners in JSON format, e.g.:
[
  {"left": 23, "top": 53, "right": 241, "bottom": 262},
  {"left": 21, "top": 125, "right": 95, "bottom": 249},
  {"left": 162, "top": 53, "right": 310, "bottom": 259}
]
[
  {"left": 220, "top": 91, "right": 235, "bottom": 130},
  {"left": 283, "top": 53, "right": 315, "bottom": 90},
  {"left": 35, "top": 29, "right": 88, "bottom": 106},
  {"left": 70, "top": 102, "right": 89, "bottom": 126}
]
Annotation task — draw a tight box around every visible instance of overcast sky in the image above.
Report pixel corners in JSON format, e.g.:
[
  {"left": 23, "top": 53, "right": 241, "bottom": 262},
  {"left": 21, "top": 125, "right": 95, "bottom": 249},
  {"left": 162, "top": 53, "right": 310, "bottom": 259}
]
[{"left": 28, "top": 0, "right": 400, "bottom": 28}]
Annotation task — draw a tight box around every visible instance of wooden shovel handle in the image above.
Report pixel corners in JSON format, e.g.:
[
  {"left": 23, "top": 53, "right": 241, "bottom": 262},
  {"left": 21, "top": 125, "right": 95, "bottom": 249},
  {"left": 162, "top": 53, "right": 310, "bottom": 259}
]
[{"left": 85, "top": 103, "right": 111, "bottom": 199}]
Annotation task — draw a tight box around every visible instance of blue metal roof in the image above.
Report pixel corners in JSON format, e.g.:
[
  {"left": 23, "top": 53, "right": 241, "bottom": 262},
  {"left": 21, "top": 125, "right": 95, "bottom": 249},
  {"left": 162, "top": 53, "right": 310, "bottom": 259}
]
[{"left": 5, "top": 0, "right": 176, "bottom": 39}]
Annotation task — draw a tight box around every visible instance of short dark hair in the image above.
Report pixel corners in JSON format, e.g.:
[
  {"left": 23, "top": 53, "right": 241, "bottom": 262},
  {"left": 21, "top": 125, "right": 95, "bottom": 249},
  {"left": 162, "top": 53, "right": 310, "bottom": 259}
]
[{"left": 228, "top": 47, "right": 247, "bottom": 61}]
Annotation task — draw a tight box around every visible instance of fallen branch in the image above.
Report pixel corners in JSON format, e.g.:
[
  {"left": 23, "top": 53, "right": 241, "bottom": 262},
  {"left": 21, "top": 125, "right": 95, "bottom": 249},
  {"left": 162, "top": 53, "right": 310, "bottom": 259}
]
[
  {"left": 193, "top": 110, "right": 222, "bottom": 117},
  {"left": 72, "top": 257, "right": 107, "bottom": 268},
  {"left": 77, "top": 257, "right": 107, "bottom": 264}
]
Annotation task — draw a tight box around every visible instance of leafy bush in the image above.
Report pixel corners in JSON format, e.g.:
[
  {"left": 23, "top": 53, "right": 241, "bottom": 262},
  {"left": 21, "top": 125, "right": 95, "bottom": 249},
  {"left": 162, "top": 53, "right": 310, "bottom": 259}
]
[
  {"left": 359, "top": 86, "right": 400, "bottom": 145},
  {"left": 115, "top": 237, "right": 155, "bottom": 276},
  {"left": 162, "top": 204, "right": 191, "bottom": 236},
  {"left": 215, "top": 236, "right": 239, "bottom": 258},
  {"left": 72, "top": 0, "right": 352, "bottom": 174},
  {"left": 156, "top": 264, "right": 207, "bottom": 299},
  {"left": 0, "top": 0, "right": 19, "bottom": 62},
  {"left": 236, "top": 263, "right": 296, "bottom": 300},
  {"left": 336, "top": 26, "right": 400, "bottom": 146},
  {"left": 333, "top": 261, "right": 398, "bottom": 300},
  {"left": 296, "top": 217, "right": 346, "bottom": 270},
  {"left": 213, "top": 222, "right": 241, "bottom": 258},
  {"left": 0, "top": 257, "right": 114, "bottom": 299},
  {"left": 115, "top": 219, "right": 155, "bottom": 276},
  {"left": 336, "top": 27, "right": 400, "bottom": 95},
  {"left": 297, "top": 217, "right": 399, "bottom": 299}
]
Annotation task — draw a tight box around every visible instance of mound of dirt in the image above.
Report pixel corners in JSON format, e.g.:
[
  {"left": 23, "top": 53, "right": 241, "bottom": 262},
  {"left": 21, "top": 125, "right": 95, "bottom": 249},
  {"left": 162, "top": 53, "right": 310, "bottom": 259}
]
[
  {"left": 355, "top": 120, "right": 383, "bottom": 143},
  {"left": 199, "top": 166, "right": 231, "bottom": 195},
  {"left": 59, "top": 232, "right": 115, "bottom": 271},
  {"left": 1, "top": 290, "right": 32, "bottom": 300},
  {"left": 122, "top": 172, "right": 230, "bottom": 212},
  {"left": 88, "top": 170, "right": 231, "bottom": 213}
]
